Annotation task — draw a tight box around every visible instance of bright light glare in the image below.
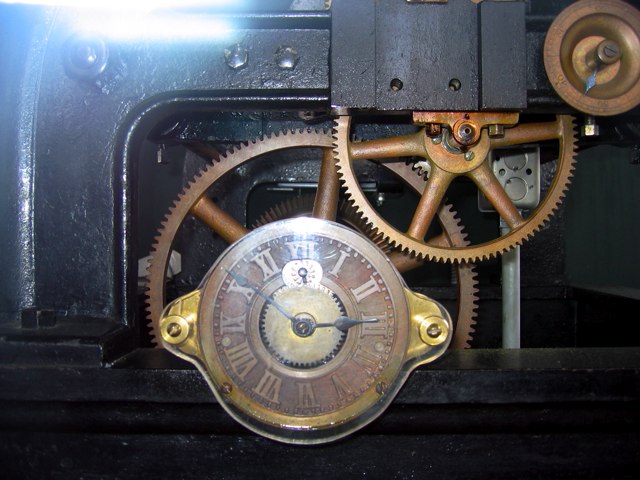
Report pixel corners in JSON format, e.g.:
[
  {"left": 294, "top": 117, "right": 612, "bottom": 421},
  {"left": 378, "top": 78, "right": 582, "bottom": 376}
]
[
  {"left": 2, "top": 1, "right": 238, "bottom": 40},
  {"left": 74, "top": 13, "right": 234, "bottom": 41},
  {"left": 0, "top": 0, "right": 239, "bottom": 11}
]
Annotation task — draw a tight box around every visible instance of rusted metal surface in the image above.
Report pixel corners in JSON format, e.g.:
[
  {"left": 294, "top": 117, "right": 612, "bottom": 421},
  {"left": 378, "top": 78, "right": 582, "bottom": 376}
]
[
  {"left": 191, "top": 196, "right": 249, "bottom": 244},
  {"left": 334, "top": 114, "right": 577, "bottom": 262}
]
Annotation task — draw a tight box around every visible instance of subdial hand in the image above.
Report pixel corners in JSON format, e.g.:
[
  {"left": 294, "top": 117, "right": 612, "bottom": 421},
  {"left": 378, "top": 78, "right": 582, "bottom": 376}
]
[
  {"left": 315, "top": 316, "right": 379, "bottom": 333},
  {"left": 225, "top": 269, "right": 296, "bottom": 323}
]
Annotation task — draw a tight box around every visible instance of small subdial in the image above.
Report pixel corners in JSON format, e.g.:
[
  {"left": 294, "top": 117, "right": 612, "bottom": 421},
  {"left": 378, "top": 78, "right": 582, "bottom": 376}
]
[
  {"left": 281, "top": 259, "right": 323, "bottom": 288},
  {"left": 259, "top": 285, "right": 347, "bottom": 369}
]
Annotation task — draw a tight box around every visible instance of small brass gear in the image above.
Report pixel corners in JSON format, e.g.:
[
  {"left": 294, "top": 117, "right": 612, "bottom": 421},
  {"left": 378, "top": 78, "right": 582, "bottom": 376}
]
[
  {"left": 333, "top": 115, "right": 577, "bottom": 263},
  {"left": 259, "top": 286, "right": 347, "bottom": 369}
]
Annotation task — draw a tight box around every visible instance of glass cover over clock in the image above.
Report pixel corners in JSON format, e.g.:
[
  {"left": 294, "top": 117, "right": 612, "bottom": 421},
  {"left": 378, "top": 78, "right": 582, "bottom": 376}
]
[{"left": 159, "top": 217, "right": 452, "bottom": 444}]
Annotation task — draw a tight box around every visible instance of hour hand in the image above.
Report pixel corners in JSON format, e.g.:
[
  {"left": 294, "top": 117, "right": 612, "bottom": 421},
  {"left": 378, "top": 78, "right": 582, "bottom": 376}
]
[{"left": 315, "top": 316, "right": 379, "bottom": 333}]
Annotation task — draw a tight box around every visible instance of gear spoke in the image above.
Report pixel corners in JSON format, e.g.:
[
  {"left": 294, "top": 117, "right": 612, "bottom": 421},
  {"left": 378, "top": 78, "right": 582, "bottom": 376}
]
[
  {"left": 406, "top": 166, "right": 455, "bottom": 240},
  {"left": 190, "top": 196, "right": 249, "bottom": 244},
  {"left": 469, "top": 162, "right": 525, "bottom": 229},
  {"left": 147, "top": 130, "right": 479, "bottom": 350},
  {"left": 334, "top": 114, "right": 576, "bottom": 263},
  {"left": 312, "top": 148, "right": 340, "bottom": 221},
  {"left": 491, "top": 120, "right": 561, "bottom": 149},
  {"left": 350, "top": 131, "right": 426, "bottom": 160}
]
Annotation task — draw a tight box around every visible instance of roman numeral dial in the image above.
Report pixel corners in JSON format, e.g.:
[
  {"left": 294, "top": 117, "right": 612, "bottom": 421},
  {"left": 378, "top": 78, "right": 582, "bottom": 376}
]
[{"left": 191, "top": 218, "right": 421, "bottom": 444}]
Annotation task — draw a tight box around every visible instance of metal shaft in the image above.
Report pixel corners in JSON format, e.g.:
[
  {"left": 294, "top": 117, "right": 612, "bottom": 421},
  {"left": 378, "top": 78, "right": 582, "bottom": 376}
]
[{"left": 500, "top": 220, "right": 521, "bottom": 348}]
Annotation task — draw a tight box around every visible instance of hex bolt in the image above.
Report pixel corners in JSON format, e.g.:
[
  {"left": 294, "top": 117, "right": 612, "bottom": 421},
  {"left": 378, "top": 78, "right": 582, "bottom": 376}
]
[
  {"left": 425, "top": 123, "right": 442, "bottom": 137},
  {"left": 274, "top": 46, "right": 299, "bottom": 70},
  {"left": 224, "top": 44, "right": 248, "bottom": 70},
  {"left": 581, "top": 115, "right": 600, "bottom": 137},
  {"left": 488, "top": 124, "right": 505, "bottom": 138},
  {"left": 464, "top": 151, "right": 475, "bottom": 161}
]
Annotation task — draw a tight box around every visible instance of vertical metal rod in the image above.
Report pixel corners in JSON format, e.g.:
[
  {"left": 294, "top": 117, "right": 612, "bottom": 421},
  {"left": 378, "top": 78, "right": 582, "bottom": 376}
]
[{"left": 500, "top": 220, "right": 521, "bottom": 348}]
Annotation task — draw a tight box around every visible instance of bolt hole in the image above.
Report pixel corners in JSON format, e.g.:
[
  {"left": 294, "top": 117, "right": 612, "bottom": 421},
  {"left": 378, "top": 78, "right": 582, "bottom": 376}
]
[
  {"left": 449, "top": 78, "right": 461, "bottom": 91},
  {"left": 526, "top": 168, "right": 533, "bottom": 175},
  {"left": 390, "top": 78, "right": 403, "bottom": 91},
  {"left": 499, "top": 168, "right": 506, "bottom": 176}
]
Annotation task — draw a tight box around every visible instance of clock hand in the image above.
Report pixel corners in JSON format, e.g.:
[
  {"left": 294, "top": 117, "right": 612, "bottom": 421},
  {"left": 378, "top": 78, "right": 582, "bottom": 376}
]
[
  {"left": 584, "top": 67, "right": 598, "bottom": 94},
  {"left": 315, "top": 316, "right": 379, "bottom": 333},
  {"left": 225, "top": 269, "right": 296, "bottom": 323}
]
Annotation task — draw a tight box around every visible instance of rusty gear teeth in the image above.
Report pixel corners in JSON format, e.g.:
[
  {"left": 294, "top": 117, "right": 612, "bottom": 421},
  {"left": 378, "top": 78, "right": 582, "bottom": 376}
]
[
  {"left": 145, "top": 130, "right": 332, "bottom": 345},
  {"left": 333, "top": 115, "right": 577, "bottom": 264},
  {"left": 145, "top": 128, "right": 480, "bottom": 349}
]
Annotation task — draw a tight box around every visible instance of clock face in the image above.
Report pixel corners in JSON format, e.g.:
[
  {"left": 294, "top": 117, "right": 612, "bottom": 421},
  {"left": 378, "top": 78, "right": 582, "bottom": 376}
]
[{"left": 195, "top": 218, "right": 411, "bottom": 442}]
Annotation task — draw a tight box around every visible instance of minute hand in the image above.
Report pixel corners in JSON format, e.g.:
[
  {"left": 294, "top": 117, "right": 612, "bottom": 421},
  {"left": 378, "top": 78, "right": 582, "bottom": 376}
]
[
  {"left": 225, "top": 269, "right": 296, "bottom": 323},
  {"left": 315, "top": 316, "right": 379, "bottom": 333}
]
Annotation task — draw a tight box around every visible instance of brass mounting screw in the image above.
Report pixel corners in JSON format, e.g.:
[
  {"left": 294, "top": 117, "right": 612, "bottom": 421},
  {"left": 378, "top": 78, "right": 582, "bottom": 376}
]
[
  {"left": 161, "top": 315, "right": 190, "bottom": 345},
  {"left": 167, "top": 323, "right": 182, "bottom": 337},
  {"left": 419, "top": 316, "right": 449, "bottom": 346},
  {"left": 426, "top": 323, "right": 442, "bottom": 338}
]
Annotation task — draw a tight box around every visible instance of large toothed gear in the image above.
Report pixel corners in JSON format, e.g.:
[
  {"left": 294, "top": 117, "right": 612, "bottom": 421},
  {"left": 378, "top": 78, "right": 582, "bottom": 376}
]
[
  {"left": 145, "top": 129, "right": 479, "bottom": 348},
  {"left": 333, "top": 115, "right": 577, "bottom": 263},
  {"left": 145, "top": 129, "right": 333, "bottom": 344}
]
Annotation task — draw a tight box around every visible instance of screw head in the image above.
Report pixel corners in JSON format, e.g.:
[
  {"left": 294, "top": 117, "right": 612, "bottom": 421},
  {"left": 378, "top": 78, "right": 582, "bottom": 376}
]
[
  {"left": 167, "top": 322, "right": 182, "bottom": 338},
  {"left": 161, "top": 315, "right": 190, "bottom": 345},
  {"left": 419, "top": 316, "right": 449, "bottom": 346},
  {"left": 464, "top": 151, "right": 475, "bottom": 161},
  {"left": 63, "top": 34, "right": 109, "bottom": 80},
  {"left": 224, "top": 44, "right": 248, "bottom": 70},
  {"left": 221, "top": 383, "right": 233, "bottom": 395},
  {"left": 375, "top": 382, "right": 388, "bottom": 396},
  {"left": 597, "top": 39, "right": 621, "bottom": 65},
  {"left": 426, "top": 323, "right": 442, "bottom": 338}
]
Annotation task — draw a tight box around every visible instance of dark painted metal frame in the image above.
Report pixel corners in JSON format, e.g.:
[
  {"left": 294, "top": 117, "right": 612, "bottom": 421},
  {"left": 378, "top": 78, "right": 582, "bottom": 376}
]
[{"left": 0, "top": 1, "right": 639, "bottom": 477}]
